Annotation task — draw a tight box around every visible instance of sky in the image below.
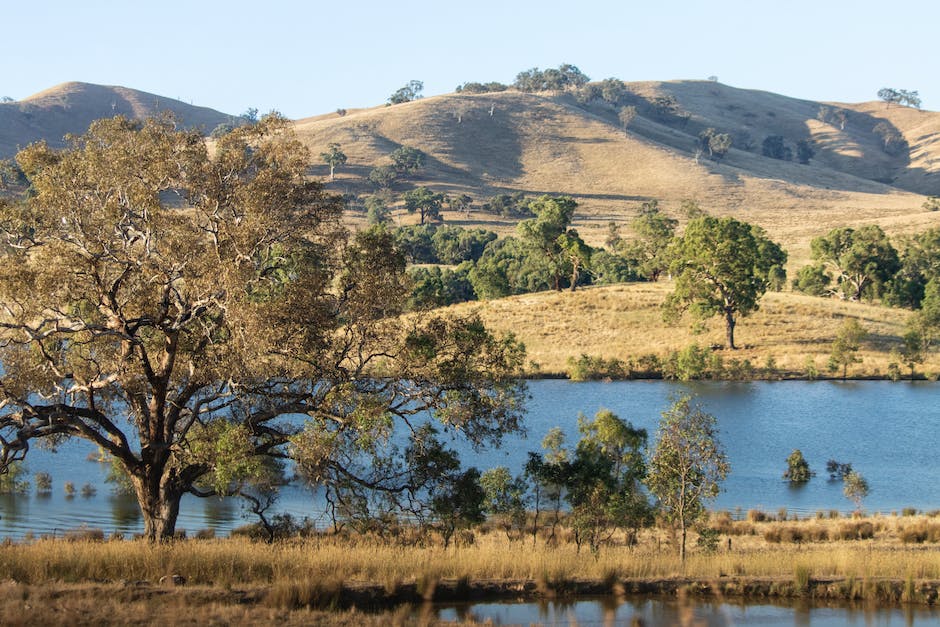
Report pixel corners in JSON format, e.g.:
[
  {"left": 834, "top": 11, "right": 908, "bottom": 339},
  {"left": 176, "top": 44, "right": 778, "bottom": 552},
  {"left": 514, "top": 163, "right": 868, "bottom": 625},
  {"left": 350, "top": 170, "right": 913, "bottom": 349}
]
[{"left": 3, "top": 0, "right": 937, "bottom": 119}]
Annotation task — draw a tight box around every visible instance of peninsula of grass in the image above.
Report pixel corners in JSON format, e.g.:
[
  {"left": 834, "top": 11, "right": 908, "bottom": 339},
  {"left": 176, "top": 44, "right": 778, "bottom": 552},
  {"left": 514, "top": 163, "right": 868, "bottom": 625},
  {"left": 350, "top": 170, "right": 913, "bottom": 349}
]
[
  {"left": 447, "top": 282, "right": 939, "bottom": 380},
  {"left": 3, "top": 511, "right": 940, "bottom": 623}
]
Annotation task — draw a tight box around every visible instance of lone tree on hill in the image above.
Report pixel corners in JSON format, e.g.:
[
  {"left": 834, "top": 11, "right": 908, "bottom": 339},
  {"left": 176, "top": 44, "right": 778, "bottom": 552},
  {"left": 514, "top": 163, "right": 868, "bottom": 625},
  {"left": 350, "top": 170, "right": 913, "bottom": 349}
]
[
  {"left": 647, "top": 396, "right": 729, "bottom": 562},
  {"left": 320, "top": 142, "right": 347, "bottom": 181},
  {"left": 389, "top": 80, "right": 424, "bottom": 104},
  {"left": 0, "top": 115, "right": 526, "bottom": 542},
  {"left": 663, "top": 215, "right": 787, "bottom": 349},
  {"left": 403, "top": 186, "right": 446, "bottom": 224}
]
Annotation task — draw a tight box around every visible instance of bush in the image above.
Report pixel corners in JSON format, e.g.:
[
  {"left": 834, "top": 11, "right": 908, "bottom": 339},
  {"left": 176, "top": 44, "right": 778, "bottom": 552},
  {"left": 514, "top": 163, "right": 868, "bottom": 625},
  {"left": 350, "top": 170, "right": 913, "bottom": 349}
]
[
  {"left": 783, "top": 449, "right": 813, "bottom": 483},
  {"left": 566, "top": 354, "right": 627, "bottom": 380}
]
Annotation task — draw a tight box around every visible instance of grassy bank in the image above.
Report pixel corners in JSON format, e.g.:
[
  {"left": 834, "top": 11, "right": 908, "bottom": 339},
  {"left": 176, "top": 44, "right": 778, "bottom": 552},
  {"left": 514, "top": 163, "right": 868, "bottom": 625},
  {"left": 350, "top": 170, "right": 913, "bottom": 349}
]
[
  {"left": 3, "top": 512, "right": 940, "bottom": 624},
  {"left": 449, "top": 283, "right": 938, "bottom": 378}
]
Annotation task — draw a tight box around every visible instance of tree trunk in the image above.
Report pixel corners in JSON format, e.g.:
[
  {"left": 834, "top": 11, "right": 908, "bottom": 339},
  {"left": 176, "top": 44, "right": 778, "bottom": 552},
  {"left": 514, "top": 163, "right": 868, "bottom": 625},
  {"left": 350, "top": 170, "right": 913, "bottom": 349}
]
[
  {"left": 679, "top": 519, "right": 687, "bottom": 562},
  {"left": 133, "top": 474, "right": 183, "bottom": 542},
  {"left": 725, "top": 311, "right": 737, "bottom": 350}
]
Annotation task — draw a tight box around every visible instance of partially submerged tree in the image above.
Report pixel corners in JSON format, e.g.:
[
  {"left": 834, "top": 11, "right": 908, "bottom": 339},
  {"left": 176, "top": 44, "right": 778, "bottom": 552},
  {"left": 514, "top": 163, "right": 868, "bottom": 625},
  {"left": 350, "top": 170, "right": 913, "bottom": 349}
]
[
  {"left": 663, "top": 216, "right": 787, "bottom": 349},
  {"left": 843, "top": 470, "right": 869, "bottom": 513},
  {"left": 647, "top": 396, "right": 729, "bottom": 562},
  {"left": 0, "top": 116, "right": 526, "bottom": 541},
  {"left": 783, "top": 449, "right": 813, "bottom": 483}
]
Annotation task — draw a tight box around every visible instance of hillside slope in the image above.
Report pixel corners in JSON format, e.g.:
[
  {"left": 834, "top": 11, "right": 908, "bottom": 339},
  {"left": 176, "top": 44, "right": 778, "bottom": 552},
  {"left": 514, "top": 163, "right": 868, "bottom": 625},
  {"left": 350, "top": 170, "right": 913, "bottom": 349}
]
[
  {"left": 0, "top": 82, "right": 234, "bottom": 157},
  {"left": 294, "top": 81, "right": 940, "bottom": 262}
]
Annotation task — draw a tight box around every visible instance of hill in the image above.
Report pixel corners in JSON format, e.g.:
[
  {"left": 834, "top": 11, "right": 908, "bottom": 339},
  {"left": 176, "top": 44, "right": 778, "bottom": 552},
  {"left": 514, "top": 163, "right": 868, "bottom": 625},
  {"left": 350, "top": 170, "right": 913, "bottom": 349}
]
[
  {"left": 294, "top": 81, "right": 940, "bottom": 265},
  {"left": 0, "top": 82, "right": 234, "bottom": 157}
]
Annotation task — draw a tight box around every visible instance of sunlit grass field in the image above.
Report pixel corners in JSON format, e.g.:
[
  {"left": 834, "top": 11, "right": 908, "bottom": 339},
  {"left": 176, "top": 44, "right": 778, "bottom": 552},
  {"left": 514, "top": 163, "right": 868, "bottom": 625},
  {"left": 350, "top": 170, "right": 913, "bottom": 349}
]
[{"left": 447, "top": 282, "right": 935, "bottom": 378}]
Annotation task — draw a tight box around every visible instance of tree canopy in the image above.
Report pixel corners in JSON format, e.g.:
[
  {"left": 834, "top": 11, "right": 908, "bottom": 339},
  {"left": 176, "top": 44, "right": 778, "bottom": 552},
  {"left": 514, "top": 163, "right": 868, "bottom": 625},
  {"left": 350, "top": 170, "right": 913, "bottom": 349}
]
[
  {"left": 663, "top": 216, "right": 786, "bottom": 349},
  {"left": 810, "top": 225, "right": 899, "bottom": 301},
  {"left": 0, "top": 116, "right": 526, "bottom": 541}
]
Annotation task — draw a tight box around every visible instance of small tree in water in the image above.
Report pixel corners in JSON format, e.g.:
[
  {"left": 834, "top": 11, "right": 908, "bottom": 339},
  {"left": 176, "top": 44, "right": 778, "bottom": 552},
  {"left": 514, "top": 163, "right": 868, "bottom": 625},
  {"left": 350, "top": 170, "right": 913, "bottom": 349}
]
[
  {"left": 783, "top": 449, "right": 813, "bottom": 483},
  {"left": 843, "top": 471, "right": 869, "bottom": 513}
]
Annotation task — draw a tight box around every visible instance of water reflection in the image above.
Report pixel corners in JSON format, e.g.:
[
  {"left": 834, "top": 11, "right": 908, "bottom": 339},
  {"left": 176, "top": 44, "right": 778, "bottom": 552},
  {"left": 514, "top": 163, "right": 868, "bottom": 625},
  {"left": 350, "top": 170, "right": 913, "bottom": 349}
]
[
  {"left": 431, "top": 595, "right": 940, "bottom": 626},
  {"left": 108, "top": 495, "right": 142, "bottom": 528}
]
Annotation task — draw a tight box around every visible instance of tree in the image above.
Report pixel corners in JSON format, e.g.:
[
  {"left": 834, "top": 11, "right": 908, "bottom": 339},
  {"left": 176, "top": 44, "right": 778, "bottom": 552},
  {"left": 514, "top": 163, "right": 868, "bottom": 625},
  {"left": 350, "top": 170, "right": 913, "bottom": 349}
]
[
  {"left": 480, "top": 466, "right": 527, "bottom": 540},
  {"left": 878, "top": 87, "right": 901, "bottom": 107},
  {"left": 873, "top": 122, "right": 906, "bottom": 155},
  {"left": 783, "top": 449, "right": 813, "bottom": 483},
  {"left": 664, "top": 216, "right": 787, "bottom": 349},
  {"left": 878, "top": 87, "right": 921, "bottom": 109},
  {"left": 843, "top": 470, "right": 869, "bottom": 513},
  {"left": 403, "top": 186, "right": 445, "bottom": 225},
  {"left": 827, "top": 319, "right": 867, "bottom": 379},
  {"left": 647, "top": 396, "right": 729, "bottom": 562},
  {"left": 810, "top": 226, "right": 899, "bottom": 301},
  {"left": 761, "top": 135, "right": 791, "bottom": 161},
  {"left": 448, "top": 193, "right": 473, "bottom": 217},
  {"left": 699, "top": 128, "right": 732, "bottom": 162},
  {"left": 389, "top": 80, "right": 423, "bottom": 104},
  {"left": 796, "top": 140, "right": 815, "bottom": 165},
  {"left": 626, "top": 200, "right": 676, "bottom": 281},
  {"left": 368, "top": 165, "right": 398, "bottom": 190},
  {"left": 0, "top": 116, "right": 526, "bottom": 541},
  {"left": 792, "top": 264, "right": 831, "bottom": 296},
  {"left": 319, "top": 142, "right": 347, "bottom": 181},
  {"left": 390, "top": 145, "right": 425, "bottom": 175},
  {"left": 517, "top": 196, "right": 583, "bottom": 291},
  {"left": 618, "top": 106, "right": 637, "bottom": 133}
]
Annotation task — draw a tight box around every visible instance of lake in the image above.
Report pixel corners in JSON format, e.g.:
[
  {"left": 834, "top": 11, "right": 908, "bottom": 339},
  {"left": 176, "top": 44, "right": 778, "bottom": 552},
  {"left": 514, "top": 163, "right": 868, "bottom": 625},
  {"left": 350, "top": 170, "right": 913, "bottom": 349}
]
[{"left": 1, "top": 380, "right": 938, "bottom": 538}]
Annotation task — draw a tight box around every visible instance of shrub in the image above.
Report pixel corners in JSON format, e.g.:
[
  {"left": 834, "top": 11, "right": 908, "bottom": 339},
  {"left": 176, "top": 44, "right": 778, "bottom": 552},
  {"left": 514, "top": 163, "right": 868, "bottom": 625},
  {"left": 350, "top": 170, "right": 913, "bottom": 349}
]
[{"left": 783, "top": 449, "right": 813, "bottom": 483}]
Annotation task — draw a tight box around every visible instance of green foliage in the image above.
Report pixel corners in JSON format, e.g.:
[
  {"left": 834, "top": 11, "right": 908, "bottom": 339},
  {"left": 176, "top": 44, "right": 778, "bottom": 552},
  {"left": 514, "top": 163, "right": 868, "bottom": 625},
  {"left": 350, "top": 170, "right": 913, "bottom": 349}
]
[
  {"left": 811, "top": 225, "right": 899, "bottom": 301},
  {"left": 877, "top": 87, "right": 921, "bottom": 109},
  {"left": 625, "top": 200, "right": 677, "bottom": 281},
  {"left": 699, "top": 128, "right": 732, "bottom": 162},
  {"left": 663, "top": 344, "right": 714, "bottom": 381},
  {"left": 480, "top": 466, "right": 527, "bottom": 540},
  {"left": 105, "top": 455, "right": 136, "bottom": 496},
  {"left": 481, "top": 192, "right": 532, "bottom": 218},
  {"left": 403, "top": 186, "right": 444, "bottom": 225},
  {"left": 368, "top": 164, "right": 398, "bottom": 189},
  {"left": 827, "top": 319, "right": 867, "bottom": 379},
  {"left": 456, "top": 81, "right": 508, "bottom": 94},
  {"left": 407, "top": 265, "right": 476, "bottom": 310},
  {"left": 430, "top": 225, "right": 497, "bottom": 264},
  {"left": 885, "top": 229, "right": 940, "bottom": 308},
  {"left": 513, "top": 64, "right": 589, "bottom": 92},
  {"left": 761, "top": 135, "right": 791, "bottom": 160},
  {"left": 319, "top": 142, "right": 347, "bottom": 181},
  {"left": 390, "top": 145, "right": 425, "bottom": 174},
  {"left": 389, "top": 80, "right": 424, "bottom": 104},
  {"left": 647, "top": 396, "right": 729, "bottom": 561},
  {"left": 792, "top": 264, "right": 832, "bottom": 296},
  {"left": 0, "top": 461, "right": 29, "bottom": 494},
  {"left": 664, "top": 216, "right": 786, "bottom": 349},
  {"left": 923, "top": 197, "right": 940, "bottom": 212},
  {"left": 566, "top": 354, "right": 627, "bottom": 381},
  {"left": 365, "top": 195, "right": 391, "bottom": 225},
  {"left": 517, "top": 196, "right": 589, "bottom": 292},
  {"left": 783, "top": 449, "right": 813, "bottom": 483},
  {"left": 589, "top": 249, "right": 639, "bottom": 285}
]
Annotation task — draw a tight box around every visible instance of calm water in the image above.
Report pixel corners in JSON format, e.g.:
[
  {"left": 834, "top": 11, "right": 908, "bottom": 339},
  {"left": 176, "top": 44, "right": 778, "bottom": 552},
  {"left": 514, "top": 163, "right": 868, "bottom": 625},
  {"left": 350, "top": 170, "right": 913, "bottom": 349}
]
[
  {"left": 432, "top": 595, "right": 940, "bottom": 626},
  {"left": 1, "top": 380, "right": 938, "bottom": 538}
]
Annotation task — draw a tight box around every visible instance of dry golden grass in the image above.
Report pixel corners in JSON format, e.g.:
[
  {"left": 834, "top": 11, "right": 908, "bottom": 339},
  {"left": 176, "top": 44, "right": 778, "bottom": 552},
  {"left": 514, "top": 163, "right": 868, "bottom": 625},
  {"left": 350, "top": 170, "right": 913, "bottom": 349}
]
[
  {"left": 446, "top": 282, "right": 934, "bottom": 377},
  {"left": 3, "top": 513, "right": 940, "bottom": 622}
]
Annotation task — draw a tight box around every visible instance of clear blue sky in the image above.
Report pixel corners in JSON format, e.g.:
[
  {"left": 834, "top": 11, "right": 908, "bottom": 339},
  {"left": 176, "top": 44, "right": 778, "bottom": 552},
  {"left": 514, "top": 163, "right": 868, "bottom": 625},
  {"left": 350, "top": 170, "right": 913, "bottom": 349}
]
[{"left": 4, "top": 0, "right": 936, "bottom": 118}]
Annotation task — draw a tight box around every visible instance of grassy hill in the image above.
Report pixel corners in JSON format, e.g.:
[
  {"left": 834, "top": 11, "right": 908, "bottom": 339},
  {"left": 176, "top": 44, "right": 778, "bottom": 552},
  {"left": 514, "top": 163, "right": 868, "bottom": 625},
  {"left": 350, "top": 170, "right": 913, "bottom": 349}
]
[
  {"left": 295, "top": 81, "right": 940, "bottom": 267},
  {"left": 0, "top": 82, "right": 234, "bottom": 157}
]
